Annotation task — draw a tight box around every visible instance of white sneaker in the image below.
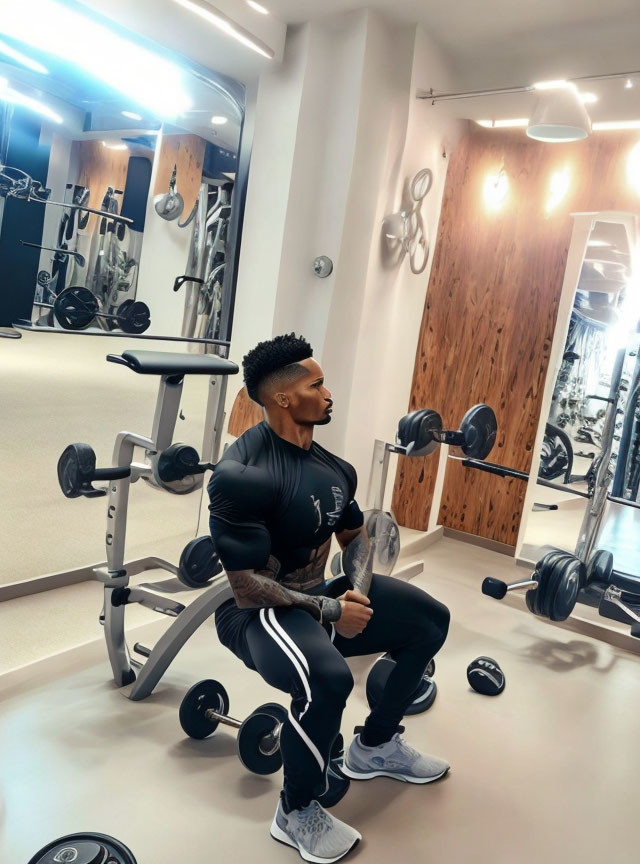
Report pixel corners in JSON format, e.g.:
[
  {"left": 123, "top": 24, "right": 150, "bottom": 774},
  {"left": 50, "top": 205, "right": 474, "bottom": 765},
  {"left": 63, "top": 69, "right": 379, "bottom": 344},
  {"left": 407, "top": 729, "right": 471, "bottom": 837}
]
[
  {"left": 342, "top": 733, "right": 450, "bottom": 784},
  {"left": 270, "top": 797, "right": 361, "bottom": 863}
]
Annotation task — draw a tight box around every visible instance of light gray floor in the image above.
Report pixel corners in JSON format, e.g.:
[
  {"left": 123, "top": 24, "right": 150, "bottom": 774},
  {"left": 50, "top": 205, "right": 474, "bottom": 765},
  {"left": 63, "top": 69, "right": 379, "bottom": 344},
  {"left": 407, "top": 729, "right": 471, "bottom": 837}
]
[{"left": 2, "top": 537, "right": 639, "bottom": 864}]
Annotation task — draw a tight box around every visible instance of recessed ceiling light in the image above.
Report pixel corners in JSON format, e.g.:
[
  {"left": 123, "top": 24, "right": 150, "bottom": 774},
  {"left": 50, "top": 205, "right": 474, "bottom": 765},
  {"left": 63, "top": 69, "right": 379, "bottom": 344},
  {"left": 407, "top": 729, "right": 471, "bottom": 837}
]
[
  {"left": 533, "top": 79, "right": 570, "bottom": 91},
  {"left": 210, "top": 115, "right": 228, "bottom": 125},
  {"left": 625, "top": 79, "right": 634, "bottom": 89},
  {"left": 0, "top": 76, "right": 62, "bottom": 123},
  {"left": 247, "top": 0, "right": 269, "bottom": 13},
  {"left": 579, "top": 92, "right": 598, "bottom": 104},
  {"left": 0, "top": 38, "right": 48, "bottom": 74},
  {"left": 173, "top": 0, "right": 274, "bottom": 58},
  {"left": 102, "top": 140, "right": 128, "bottom": 150},
  {"left": 588, "top": 240, "right": 612, "bottom": 248},
  {"left": 593, "top": 120, "right": 640, "bottom": 130},
  {"left": 3, "top": 0, "right": 192, "bottom": 117},
  {"left": 121, "top": 110, "right": 142, "bottom": 121}
]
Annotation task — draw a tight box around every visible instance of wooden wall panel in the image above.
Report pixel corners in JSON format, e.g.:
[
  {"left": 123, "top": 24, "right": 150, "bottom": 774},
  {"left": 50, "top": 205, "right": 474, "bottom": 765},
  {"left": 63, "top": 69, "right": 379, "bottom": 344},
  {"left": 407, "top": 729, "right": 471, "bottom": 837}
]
[
  {"left": 153, "top": 134, "right": 206, "bottom": 216},
  {"left": 392, "top": 126, "right": 640, "bottom": 546},
  {"left": 75, "top": 140, "right": 130, "bottom": 233},
  {"left": 228, "top": 387, "right": 264, "bottom": 438}
]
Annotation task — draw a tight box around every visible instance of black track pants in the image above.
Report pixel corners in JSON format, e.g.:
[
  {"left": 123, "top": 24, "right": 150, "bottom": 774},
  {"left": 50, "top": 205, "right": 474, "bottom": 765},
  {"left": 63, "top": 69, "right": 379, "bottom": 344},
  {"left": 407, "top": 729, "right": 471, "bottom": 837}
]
[{"left": 231, "top": 573, "right": 450, "bottom": 812}]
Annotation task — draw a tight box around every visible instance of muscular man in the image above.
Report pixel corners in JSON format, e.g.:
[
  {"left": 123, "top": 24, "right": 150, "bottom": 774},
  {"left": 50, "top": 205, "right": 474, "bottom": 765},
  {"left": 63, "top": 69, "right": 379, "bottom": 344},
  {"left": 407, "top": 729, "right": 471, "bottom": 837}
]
[{"left": 209, "top": 333, "right": 450, "bottom": 863}]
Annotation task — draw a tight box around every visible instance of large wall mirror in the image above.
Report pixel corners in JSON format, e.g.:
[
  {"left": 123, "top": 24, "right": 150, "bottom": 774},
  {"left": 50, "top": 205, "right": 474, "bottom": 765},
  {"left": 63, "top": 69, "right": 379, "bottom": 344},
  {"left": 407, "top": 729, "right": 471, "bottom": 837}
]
[
  {"left": 0, "top": 0, "right": 245, "bottom": 343},
  {"left": 520, "top": 212, "right": 640, "bottom": 577},
  {"left": 0, "top": 0, "right": 247, "bottom": 597}
]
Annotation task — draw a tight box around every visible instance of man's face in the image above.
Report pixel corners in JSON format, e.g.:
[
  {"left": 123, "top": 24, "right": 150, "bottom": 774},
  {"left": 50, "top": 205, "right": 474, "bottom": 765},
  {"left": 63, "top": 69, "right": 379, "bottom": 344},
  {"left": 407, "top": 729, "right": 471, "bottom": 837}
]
[{"left": 284, "top": 358, "right": 333, "bottom": 426}]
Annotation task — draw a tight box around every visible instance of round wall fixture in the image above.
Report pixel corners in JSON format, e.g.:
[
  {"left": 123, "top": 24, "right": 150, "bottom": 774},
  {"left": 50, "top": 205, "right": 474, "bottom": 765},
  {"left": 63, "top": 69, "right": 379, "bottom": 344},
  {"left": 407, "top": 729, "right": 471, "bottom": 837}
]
[{"left": 313, "top": 256, "right": 333, "bottom": 278}]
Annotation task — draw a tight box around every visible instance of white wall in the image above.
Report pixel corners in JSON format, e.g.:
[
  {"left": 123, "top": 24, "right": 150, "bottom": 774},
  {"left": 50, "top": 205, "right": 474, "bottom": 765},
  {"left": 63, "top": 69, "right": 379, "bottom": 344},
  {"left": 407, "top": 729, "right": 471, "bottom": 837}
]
[{"left": 220, "top": 13, "right": 464, "bottom": 521}]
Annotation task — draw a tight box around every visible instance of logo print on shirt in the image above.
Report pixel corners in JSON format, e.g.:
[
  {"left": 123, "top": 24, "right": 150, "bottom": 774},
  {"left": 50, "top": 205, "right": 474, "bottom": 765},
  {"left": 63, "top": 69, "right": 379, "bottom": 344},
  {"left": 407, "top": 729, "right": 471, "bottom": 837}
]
[
  {"left": 326, "top": 486, "right": 344, "bottom": 527},
  {"left": 311, "top": 496, "right": 323, "bottom": 532}
]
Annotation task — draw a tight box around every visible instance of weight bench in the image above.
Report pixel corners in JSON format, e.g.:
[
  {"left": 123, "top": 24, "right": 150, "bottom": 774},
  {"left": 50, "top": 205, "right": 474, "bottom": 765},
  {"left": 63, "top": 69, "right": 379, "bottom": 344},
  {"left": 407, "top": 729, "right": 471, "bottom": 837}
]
[{"left": 57, "top": 350, "right": 239, "bottom": 700}]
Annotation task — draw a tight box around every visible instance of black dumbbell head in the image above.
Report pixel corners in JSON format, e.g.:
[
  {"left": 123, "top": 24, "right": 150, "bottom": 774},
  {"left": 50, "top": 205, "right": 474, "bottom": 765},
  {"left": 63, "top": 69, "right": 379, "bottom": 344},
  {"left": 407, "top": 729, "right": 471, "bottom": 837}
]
[{"left": 467, "top": 656, "right": 505, "bottom": 695}]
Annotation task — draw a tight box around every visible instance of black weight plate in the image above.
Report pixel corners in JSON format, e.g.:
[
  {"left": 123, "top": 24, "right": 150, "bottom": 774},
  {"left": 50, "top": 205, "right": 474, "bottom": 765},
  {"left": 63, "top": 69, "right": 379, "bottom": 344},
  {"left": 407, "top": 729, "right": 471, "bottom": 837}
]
[
  {"left": 116, "top": 300, "right": 151, "bottom": 334},
  {"left": 238, "top": 711, "right": 283, "bottom": 775},
  {"left": 397, "top": 410, "right": 424, "bottom": 447},
  {"left": 527, "top": 550, "right": 565, "bottom": 617},
  {"left": 549, "top": 556, "right": 583, "bottom": 622},
  {"left": 179, "top": 679, "right": 229, "bottom": 739},
  {"left": 178, "top": 536, "right": 223, "bottom": 588},
  {"left": 586, "top": 550, "right": 614, "bottom": 586},
  {"left": 411, "top": 409, "right": 443, "bottom": 458},
  {"left": 541, "top": 552, "right": 576, "bottom": 619},
  {"left": 57, "top": 442, "right": 96, "bottom": 499},
  {"left": 255, "top": 702, "right": 288, "bottom": 726},
  {"left": 466, "top": 657, "right": 506, "bottom": 696},
  {"left": 27, "top": 834, "right": 137, "bottom": 864},
  {"left": 459, "top": 403, "right": 497, "bottom": 460},
  {"left": 54, "top": 286, "right": 98, "bottom": 330},
  {"left": 366, "top": 654, "right": 437, "bottom": 715}
]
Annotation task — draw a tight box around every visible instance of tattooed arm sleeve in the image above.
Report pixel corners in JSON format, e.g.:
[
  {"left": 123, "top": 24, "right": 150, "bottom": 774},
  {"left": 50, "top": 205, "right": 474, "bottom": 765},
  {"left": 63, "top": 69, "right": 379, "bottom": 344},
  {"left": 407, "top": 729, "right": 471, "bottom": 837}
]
[
  {"left": 227, "top": 569, "right": 342, "bottom": 623},
  {"left": 340, "top": 530, "right": 374, "bottom": 597}
]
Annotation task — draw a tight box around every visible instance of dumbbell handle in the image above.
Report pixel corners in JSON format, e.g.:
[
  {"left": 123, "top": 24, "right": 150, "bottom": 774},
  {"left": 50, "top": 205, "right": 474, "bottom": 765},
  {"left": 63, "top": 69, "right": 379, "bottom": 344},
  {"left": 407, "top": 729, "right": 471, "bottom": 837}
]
[
  {"left": 434, "top": 429, "right": 465, "bottom": 447},
  {"left": 205, "top": 708, "right": 243, "bottom": 729},
  {"left": 205, "top": 709, "right": 284, "bottom": 755},
  {"left": 482, "top": 576, "right": 538, "bottom": 599}
]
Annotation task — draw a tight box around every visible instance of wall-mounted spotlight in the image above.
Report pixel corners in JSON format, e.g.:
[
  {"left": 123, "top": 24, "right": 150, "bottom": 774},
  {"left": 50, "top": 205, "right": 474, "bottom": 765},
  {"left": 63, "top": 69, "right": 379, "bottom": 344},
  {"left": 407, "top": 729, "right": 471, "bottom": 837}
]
[
  {"left": 483, "top": 168, "right": 509, "bottom": 210},
  {"left": 545, "top": 166, "right": 571, "bottom": 213}
]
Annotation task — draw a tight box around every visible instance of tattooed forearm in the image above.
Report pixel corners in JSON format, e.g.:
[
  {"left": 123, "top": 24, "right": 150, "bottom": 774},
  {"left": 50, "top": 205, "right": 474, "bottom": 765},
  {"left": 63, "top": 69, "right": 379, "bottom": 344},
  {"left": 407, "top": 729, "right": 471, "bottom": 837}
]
[
  {"left": 227, "top": 568, "right": 342, "bottom": 623},
  {"left": 341, "top": 530, "right": 374, "bottom": 597}
]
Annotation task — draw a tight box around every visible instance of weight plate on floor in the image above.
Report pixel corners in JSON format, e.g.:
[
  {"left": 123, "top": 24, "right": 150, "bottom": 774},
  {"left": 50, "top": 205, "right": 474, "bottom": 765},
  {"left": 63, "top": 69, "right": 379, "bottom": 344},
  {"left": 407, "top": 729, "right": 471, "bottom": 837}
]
[
  {"left": 549, "top": 556, "right": 583, "bottom": 622},
  {"left": 459, "top": 403, "right": 498, "bottom": 460},
  {"left": 178, "top": 536, "right": 223, "bottom": 588},
  {"left": 466, "top": 656, "right": 505, "bottom": 696},
  {"left": 586, "top": 550, "right": 614, "bottom": 586},
  {"left": 238, "top": 711, "right": 284, "bottom": 775},
  {"left": 366, "top": 654, "right": 437, "bottom": 716},
  {"left": 538, "top": 552, "right": 572, "bottom": 619},
  {"left": 54, "top": 286, "right": 98, "bottom": 329},
  {"left": 27, "top": 833, "right": 137, "bottom": 864},
  {"left": 179, "top": 679, "right": 229, "bottom": 739},
  {"left": 526, "top": 550, "right": 565, "bottom": 617}
]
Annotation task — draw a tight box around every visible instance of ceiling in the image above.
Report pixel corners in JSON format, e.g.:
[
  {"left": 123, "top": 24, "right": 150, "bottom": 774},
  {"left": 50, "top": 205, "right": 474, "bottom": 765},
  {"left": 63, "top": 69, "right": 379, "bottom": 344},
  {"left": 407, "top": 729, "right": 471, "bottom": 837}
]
[{"left": 263, "top": 0, "right": 640, "bottom": 92}]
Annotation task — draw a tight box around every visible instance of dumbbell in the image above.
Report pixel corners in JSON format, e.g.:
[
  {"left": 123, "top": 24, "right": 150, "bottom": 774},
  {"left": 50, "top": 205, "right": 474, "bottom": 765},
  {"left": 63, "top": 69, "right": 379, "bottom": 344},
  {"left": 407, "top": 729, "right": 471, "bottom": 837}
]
[
  {"left": 180, "top": 679, "right": 288, "bottom": 775},
  {"left": 52, "top": 286, "right": 151, "bottom": 333},
  {"left": 482, "top": 550, "right": 585, "bottom": 622},
  {"left": 397, "top": 403, "right": 497, "bottom": 460}
]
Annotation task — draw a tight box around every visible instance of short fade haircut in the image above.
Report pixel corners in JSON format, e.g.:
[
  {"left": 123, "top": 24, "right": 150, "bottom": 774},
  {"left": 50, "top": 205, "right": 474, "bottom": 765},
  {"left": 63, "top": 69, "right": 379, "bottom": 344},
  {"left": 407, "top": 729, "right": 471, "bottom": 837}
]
[{"left": 243, "top": 333, "right": 313, "bottom": 406}]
